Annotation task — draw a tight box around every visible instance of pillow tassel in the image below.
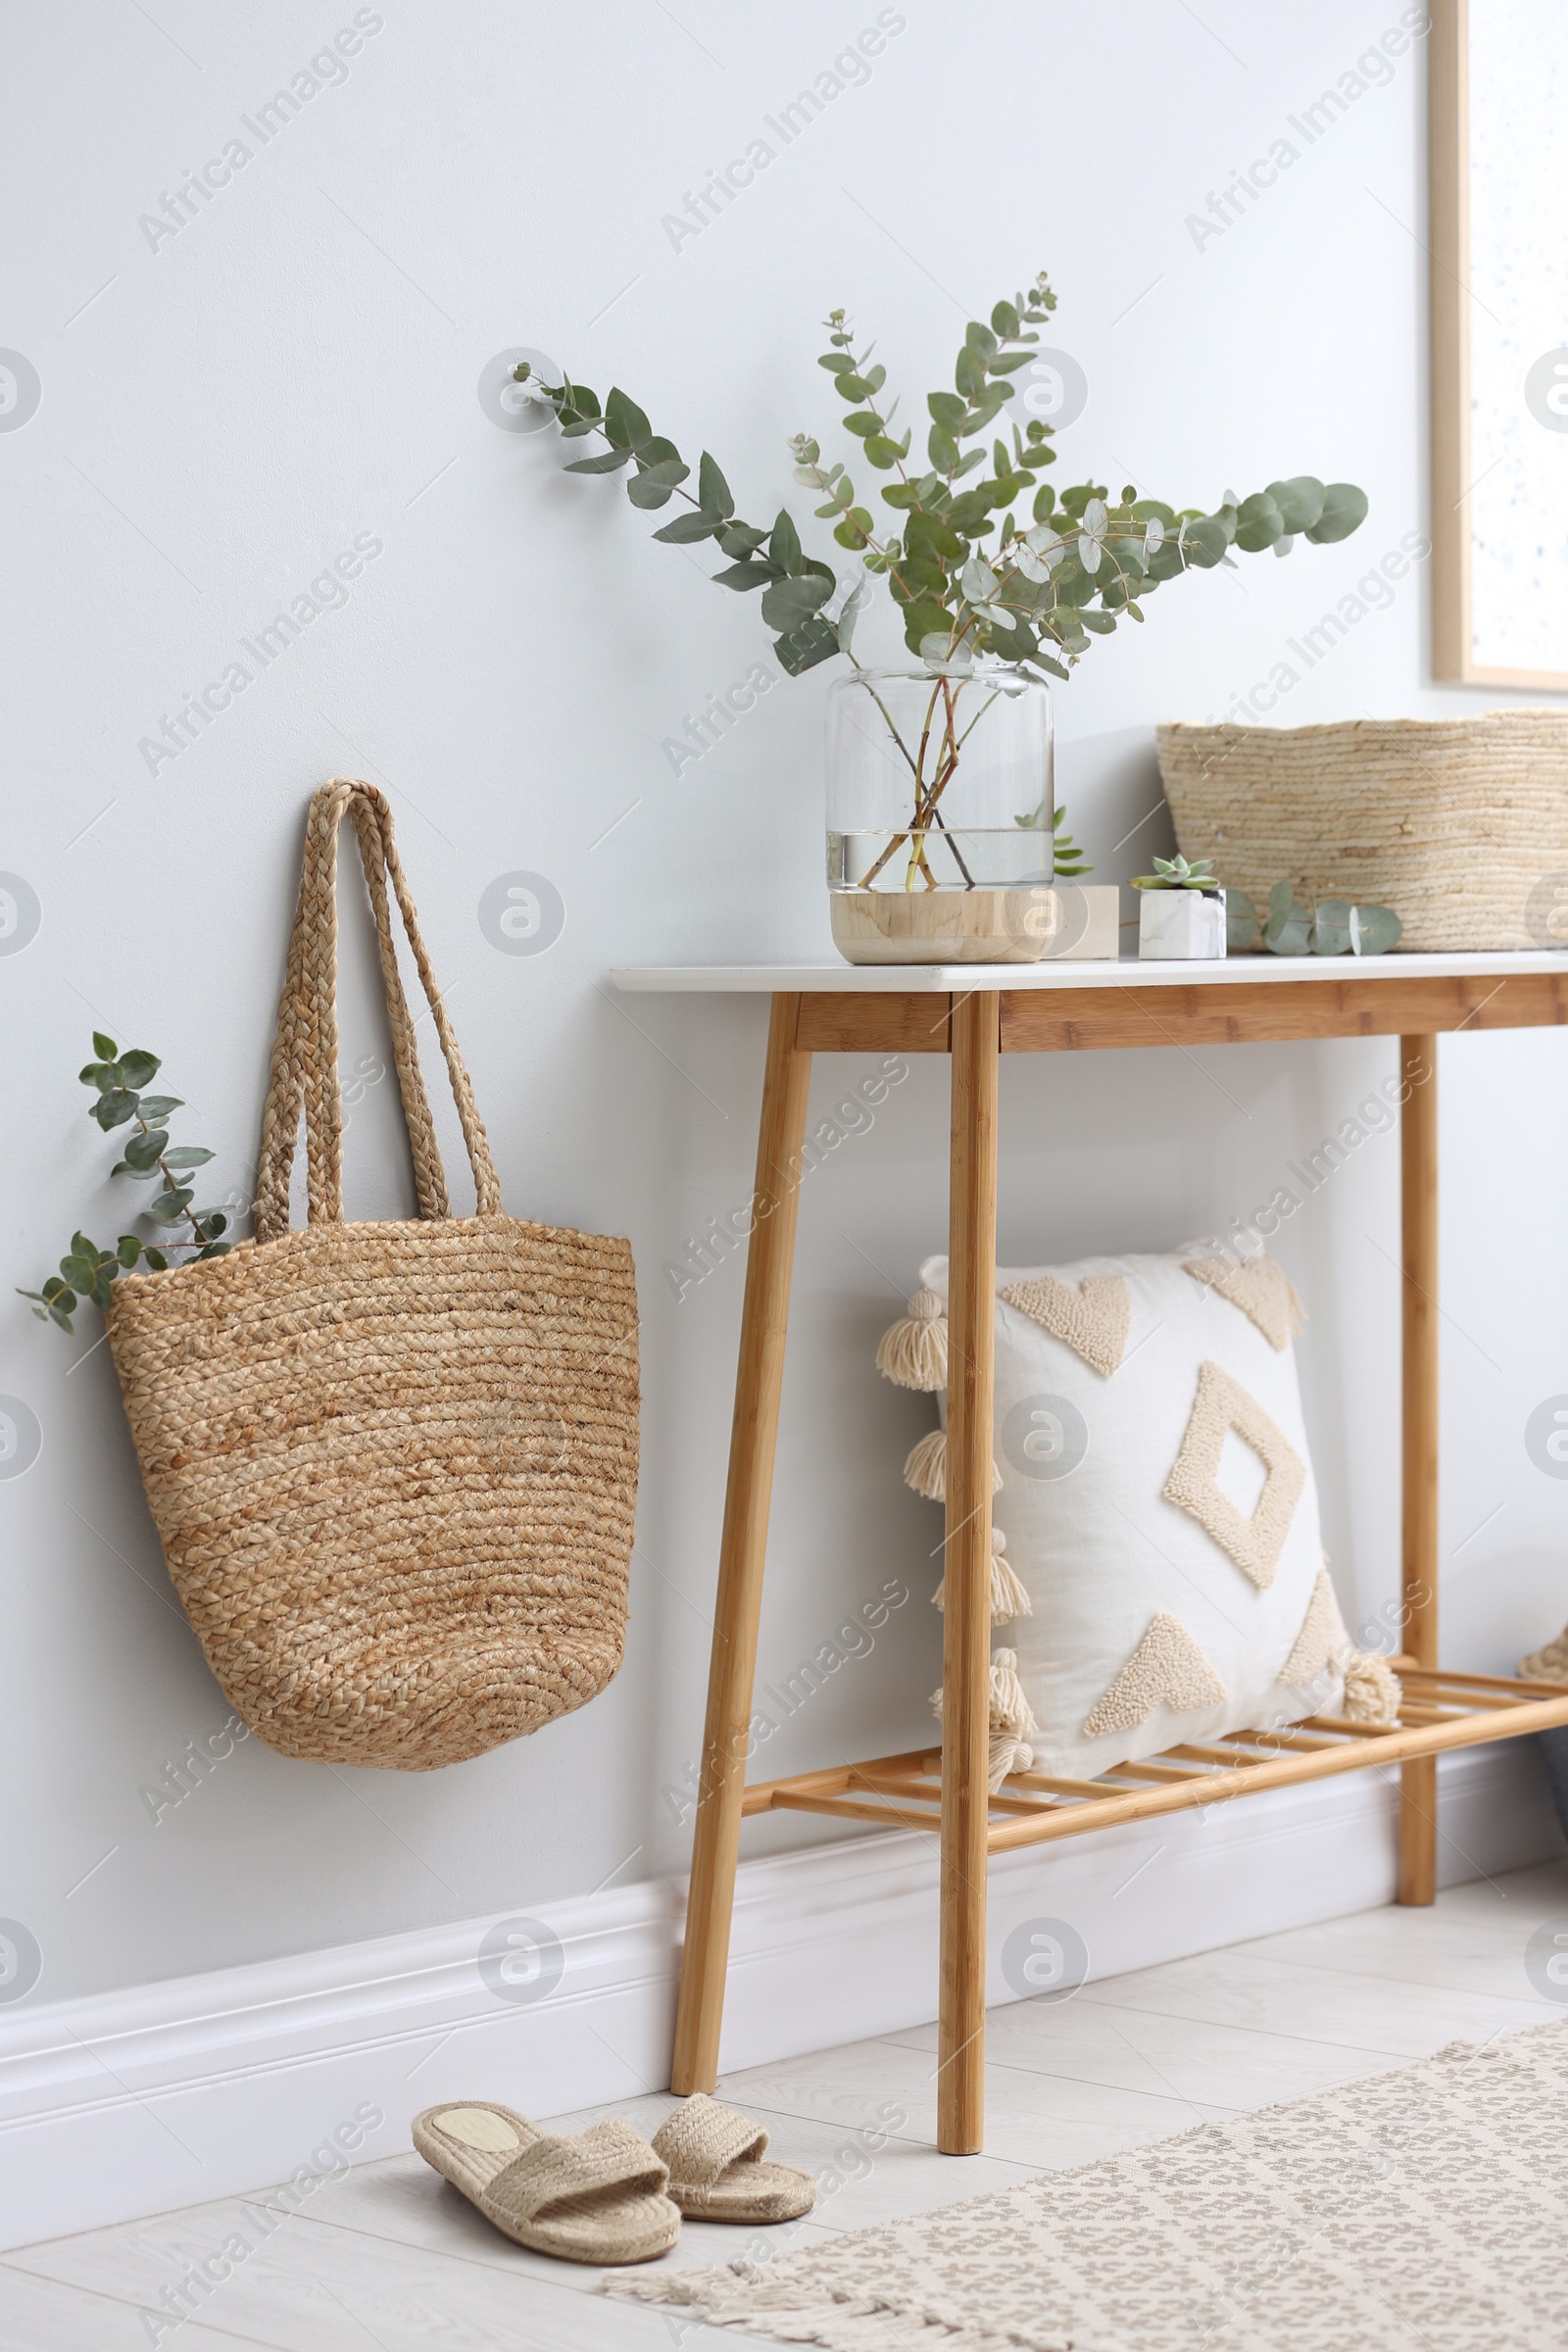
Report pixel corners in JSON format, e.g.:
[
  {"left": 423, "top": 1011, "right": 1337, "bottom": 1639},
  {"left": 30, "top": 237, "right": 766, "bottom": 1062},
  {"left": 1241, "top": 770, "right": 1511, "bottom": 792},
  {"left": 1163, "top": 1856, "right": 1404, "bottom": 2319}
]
[
  {"left": 875, "top": 1289, "right": 948, "bottom": 1391},
  {"left": 932, "top": 1529, "right": 1032, "bottom": 1624},
  {"left": 902, "top": 1426, "right": 1002, "bottom": 1503},
  {"left": 1340, "top": 1648, "right": 1401, "bottom": 1727},
  {"left": 1519, "top": 1623, "right": 1568, "bottom": 1683},
  {"left": 930, "top": 1645, "right": 1038, "bottom": 1792}
]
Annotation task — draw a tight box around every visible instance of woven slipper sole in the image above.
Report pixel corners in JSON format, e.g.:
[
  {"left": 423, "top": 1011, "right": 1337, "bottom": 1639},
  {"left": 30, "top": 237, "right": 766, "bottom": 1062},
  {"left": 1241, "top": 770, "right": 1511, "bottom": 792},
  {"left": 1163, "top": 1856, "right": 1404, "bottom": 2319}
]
[
  {"left": 413, "top": 2101, "right": 681, "bottom": 2265},
  {"left": 672, "top": 2160, "right": 817, "bottom": 2224}
]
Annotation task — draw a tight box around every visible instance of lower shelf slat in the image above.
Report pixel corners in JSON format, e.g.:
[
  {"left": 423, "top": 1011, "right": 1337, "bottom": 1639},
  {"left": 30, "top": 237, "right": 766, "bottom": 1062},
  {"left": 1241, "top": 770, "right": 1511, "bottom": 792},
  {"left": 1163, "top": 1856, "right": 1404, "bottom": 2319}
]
[{"left": 738, "top": 1670, "right": 1568, "bottom": 1851}]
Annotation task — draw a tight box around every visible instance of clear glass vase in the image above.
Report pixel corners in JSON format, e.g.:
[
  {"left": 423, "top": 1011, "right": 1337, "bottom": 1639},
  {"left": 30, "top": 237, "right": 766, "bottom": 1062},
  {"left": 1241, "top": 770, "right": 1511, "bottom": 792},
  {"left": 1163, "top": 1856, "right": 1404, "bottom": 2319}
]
[{"left": 825, "top": 665, "right": 1054, "bottom": 894}]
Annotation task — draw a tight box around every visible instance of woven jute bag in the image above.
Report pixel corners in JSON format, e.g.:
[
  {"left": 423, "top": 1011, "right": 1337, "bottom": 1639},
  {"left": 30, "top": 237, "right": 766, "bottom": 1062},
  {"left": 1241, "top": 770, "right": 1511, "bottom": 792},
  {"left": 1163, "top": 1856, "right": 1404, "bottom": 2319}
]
[
  {"left": 106, "top": 780, "right": 639, "bottom": 1769},
  {"left": 1155, "top": 710, "right": 1568, "bottom": 952}
]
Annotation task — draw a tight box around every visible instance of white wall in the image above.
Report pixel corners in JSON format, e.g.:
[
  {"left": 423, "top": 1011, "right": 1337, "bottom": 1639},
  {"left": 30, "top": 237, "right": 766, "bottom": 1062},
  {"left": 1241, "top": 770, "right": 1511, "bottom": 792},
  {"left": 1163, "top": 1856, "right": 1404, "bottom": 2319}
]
[{"left": 2, "top": 1, "right": 1565, "bottom": 2014}]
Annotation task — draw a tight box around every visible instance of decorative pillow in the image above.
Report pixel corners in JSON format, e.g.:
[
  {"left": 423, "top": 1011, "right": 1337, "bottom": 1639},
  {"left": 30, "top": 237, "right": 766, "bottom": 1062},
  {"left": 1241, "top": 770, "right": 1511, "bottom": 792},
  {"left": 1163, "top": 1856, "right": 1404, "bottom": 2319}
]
[{"left": 879, "top": 1245, "right": 1396, "bottom": 1788}]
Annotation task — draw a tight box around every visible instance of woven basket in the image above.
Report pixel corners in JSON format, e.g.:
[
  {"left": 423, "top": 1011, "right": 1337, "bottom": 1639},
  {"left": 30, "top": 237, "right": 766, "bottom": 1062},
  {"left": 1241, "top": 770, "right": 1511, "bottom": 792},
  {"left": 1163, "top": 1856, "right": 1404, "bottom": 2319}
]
[
  {"left": 1155, "top": 710, "right": 1568, "bottom": 952},
  {"left": 106, "top": 781, "right": 639, "bottom": 1769}
]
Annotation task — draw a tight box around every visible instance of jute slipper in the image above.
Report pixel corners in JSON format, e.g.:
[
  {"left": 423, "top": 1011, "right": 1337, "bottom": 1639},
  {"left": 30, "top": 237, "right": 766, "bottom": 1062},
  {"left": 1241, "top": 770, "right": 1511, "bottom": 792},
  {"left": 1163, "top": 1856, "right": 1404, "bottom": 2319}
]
[
  {"left": 652, "top": 2092, "right": 816, "bottom": 2224},
  {"left": 412, "top": 2101, "right": 681, "bottom": 2265}
]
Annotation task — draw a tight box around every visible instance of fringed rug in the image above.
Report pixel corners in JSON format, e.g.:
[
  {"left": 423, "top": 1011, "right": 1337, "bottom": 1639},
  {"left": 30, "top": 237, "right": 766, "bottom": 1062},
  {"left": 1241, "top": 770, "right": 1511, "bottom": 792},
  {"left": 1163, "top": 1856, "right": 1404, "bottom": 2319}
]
[{"left": 610, "top": 2020, "right": 1568, "bottom": 2352}]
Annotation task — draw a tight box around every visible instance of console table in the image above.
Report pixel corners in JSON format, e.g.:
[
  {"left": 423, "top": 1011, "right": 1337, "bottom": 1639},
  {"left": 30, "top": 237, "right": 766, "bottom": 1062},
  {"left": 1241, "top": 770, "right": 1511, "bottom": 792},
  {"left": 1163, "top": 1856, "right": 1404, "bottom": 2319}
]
[{"left": 612, "top": 951, "right": 1568, "bottom": 2154}]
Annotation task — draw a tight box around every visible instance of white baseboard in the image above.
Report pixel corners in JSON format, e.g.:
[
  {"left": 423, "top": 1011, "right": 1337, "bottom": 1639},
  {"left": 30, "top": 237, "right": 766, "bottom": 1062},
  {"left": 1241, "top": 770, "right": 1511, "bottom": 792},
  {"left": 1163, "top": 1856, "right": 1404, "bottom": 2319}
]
[{"left": 2, "top": 1740, "right": 1560, "bottom": 2250}]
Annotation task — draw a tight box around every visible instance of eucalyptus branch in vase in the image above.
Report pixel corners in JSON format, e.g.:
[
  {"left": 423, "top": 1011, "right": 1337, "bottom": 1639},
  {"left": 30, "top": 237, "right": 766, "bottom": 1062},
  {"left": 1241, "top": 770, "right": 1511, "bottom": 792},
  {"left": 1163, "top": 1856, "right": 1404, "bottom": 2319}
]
[{"left": 511, "top": 266, "right": 1368, "bottom": 893}]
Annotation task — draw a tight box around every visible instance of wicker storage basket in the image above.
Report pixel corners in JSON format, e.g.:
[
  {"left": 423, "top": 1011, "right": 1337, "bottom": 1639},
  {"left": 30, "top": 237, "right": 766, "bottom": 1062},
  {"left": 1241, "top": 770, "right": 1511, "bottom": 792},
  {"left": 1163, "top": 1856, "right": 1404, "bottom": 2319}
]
[{"left": 1154, "top": 710, "right": 1568, "bottom": 953}]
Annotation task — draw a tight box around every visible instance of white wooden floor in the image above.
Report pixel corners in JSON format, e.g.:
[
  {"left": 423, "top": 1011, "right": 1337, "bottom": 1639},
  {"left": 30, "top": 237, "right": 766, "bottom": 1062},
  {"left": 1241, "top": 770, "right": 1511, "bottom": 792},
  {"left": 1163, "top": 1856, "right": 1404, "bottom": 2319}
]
[{"left": 7, "top": 1859, "right": 1566, "bottom": 2349}]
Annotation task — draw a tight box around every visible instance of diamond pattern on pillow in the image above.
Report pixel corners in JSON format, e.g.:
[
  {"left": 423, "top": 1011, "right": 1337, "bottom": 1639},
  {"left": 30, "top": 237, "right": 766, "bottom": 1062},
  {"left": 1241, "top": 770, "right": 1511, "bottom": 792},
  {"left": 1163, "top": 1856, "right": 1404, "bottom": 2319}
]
[
  {"left": 1162, "top": 1360, "right": 1304, "bottom": 1591},
  {"left": 1082, "top": 1611, "right": 1228, "bottom": 1738},
  {"left": 999, "top": 1274, "right": 1130, "bottom": 1377}
]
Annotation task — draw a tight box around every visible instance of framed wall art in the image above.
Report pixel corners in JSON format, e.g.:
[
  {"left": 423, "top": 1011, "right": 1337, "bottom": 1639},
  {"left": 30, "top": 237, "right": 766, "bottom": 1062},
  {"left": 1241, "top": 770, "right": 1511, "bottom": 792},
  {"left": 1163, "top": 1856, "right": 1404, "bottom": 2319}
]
[{"left": 1430, "top": 0, "right": 1568, "bottom": 687}]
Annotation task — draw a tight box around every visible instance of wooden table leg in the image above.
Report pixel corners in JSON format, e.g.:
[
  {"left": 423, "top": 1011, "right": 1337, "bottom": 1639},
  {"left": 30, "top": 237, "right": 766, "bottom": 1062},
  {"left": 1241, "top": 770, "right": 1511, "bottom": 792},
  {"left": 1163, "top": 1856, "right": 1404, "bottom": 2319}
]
[
  {"left": 938, "top": 991, "right": 1001, "bottom": 2154},
  {"left": 1398, "top": 1033, "right": 1440, "bottom": 1906},
  {"left": 671, "top": 994, "right": 812, "bottom": 2094}
]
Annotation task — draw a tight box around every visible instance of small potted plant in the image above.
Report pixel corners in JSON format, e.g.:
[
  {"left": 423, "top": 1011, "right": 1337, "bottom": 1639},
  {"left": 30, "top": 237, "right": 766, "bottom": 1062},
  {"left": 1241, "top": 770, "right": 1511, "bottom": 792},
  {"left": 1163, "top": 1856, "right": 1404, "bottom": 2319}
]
[{"left": 1132, "top": 855, "right": 1226, "bottom": 960}]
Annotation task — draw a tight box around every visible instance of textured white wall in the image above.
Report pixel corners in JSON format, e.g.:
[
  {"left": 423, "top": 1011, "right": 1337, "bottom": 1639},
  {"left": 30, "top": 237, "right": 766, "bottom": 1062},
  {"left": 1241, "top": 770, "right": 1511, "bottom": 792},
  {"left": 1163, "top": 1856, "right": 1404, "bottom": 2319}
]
[{"left": 2, "top": 1, "right": 1564, "bottom": 2009}]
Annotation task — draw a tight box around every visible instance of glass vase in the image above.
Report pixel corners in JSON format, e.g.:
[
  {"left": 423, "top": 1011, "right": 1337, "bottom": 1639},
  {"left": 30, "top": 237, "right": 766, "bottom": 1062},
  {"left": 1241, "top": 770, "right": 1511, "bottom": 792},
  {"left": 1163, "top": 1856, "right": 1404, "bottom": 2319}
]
[{"left": 825, "top": 665, "right": 1054, "bottom": 893}]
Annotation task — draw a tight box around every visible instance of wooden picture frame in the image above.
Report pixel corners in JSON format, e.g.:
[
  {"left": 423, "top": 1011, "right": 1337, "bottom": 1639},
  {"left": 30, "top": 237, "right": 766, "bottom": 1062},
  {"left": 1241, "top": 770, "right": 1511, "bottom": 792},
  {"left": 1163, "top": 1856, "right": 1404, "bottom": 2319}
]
[{"left": 1430, "top": 0, "right": 1568, "bottom": 690}]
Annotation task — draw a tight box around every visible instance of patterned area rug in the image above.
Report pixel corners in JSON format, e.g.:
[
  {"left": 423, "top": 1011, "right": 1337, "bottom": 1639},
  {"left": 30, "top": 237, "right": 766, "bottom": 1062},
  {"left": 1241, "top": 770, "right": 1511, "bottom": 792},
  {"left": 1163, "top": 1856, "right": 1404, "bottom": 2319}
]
[{"left": 610, "top": 2020, "right": 1568, "bottom": 2351}]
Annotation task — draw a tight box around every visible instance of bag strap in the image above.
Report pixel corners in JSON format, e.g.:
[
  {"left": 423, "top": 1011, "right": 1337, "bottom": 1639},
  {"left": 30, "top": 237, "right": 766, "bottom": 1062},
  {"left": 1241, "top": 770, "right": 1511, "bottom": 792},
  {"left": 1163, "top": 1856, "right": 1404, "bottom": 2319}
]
[{"left": 254, "top": 780, "right": 501, "bottom": 1243}]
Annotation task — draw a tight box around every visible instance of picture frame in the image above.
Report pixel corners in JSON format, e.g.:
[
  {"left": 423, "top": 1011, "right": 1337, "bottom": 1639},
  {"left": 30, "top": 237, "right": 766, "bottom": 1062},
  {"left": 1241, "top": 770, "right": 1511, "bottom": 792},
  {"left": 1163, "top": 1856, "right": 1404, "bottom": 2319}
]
[{"left": 1430, "top": 0, "right": 1568, "bottom": 689}]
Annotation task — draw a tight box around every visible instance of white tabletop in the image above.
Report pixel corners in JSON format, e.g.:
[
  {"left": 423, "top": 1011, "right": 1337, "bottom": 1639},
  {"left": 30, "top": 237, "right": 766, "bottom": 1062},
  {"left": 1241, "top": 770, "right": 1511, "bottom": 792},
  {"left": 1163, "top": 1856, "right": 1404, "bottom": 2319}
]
[{"left": 612, "top": 951, "right": 1568, "bottom": 995}]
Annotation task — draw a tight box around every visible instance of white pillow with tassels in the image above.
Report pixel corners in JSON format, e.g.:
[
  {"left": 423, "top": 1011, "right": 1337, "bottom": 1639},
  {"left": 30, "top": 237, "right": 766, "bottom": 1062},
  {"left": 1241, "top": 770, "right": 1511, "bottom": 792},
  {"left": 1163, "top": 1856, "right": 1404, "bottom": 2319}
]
[{"left": 878, "top": 1246, "right": 1398, "bottom": 1788}]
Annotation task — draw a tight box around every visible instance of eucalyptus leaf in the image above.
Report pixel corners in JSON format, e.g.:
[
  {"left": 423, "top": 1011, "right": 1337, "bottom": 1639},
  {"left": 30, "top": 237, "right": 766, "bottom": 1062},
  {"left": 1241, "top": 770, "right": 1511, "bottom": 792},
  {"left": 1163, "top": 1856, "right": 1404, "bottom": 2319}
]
[
  {"left": 1305, "top": 481, "right": 1369, "bottom": 544},
  {"left": 1310, "top": 898, "right": 1352, "bottom": 955},
  {"left": 772, "top": 614, "right": 840, "bottom": 675},
  {"left": 603, "top": 388, "right": 653, "bottom": 450},
  {"left": 1349, "top": 902, "right": 1402, "bottom": 954},
  {"left": 652, "top": 512, "right": 725, "bottom": 543},
  {"left": 92, "top": 1032, "right": 118, "bottom": 1060},
  {"left": 697, "top": 452, "right": 734, "bottom": 517},
  {"left": 1226, "top": 889, "right": 1260, "bottom": 952},
  {"left": 1234, "top": 492, "right": 1284, "bottom": 552},
  {"left": 1266, "top": 475, "right": 1326, "bottom": 533},
  {"left": 1179, "top": 515, "right": 1229, "bottom": 568},
  {"left": 626, "top": 460, "right": 688, "bottom": 509},
  {"left": 147, "top": 1189, "right": 195, "bottom": 1224},
  {"left": 712, "top": 561, "right": 775, "bottom": 591},
  {"left": 769, "top": 510, "right": 804, "bottom": 575},
  {"left": 122, "top": 1129, "right": 167, "bottom": 1171},
  {"left": 760, "top": 574, "right": 833, "bottom": 631},
  {"left": 836, "top": 575, "right": 869, "bottom": 655},
  {"left": 118, "top": 1050, "right": 160, "bottom": 1088},
  {"left": 162, "top": 1146, "right": 214, "bottom": 1169},
  {"left": 564, "top": 446, "right": 635, "bottom": 475}
]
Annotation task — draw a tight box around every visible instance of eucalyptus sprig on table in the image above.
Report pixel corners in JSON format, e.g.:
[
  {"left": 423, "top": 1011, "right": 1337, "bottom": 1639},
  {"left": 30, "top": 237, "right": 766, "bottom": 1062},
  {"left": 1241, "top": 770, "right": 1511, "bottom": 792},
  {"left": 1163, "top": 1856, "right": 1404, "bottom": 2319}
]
[
  {"left": 19, "top": 1036, "right": 232, "bottom": 1334},
  {"left": 513, "top": 267, "right": 1369, "bottom": 684},
  {"left": 1229, "top": 883, "right": 1402, "bottom": 957}
]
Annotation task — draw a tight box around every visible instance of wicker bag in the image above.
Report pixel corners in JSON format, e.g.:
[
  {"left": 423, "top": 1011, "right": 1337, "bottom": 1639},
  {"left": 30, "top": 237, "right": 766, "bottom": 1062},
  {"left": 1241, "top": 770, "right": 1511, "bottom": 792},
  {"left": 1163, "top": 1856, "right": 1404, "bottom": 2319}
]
[
  {"left": 106, "top": 780, "right": 639, "bottom": 1769},
  {"left": 1155, "top": 710, "right": 1568, "bottom": 952}
]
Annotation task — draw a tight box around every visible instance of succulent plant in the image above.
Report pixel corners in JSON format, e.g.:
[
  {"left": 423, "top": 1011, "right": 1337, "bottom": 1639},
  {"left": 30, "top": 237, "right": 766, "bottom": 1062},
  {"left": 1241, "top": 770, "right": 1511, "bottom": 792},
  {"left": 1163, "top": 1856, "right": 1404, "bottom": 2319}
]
[
  {"left": 1013, "top": 804, "right": 1093, "bottom": 876},
  {"left": 1133, "top": 854, "right": 1220, "bottom": 892}
]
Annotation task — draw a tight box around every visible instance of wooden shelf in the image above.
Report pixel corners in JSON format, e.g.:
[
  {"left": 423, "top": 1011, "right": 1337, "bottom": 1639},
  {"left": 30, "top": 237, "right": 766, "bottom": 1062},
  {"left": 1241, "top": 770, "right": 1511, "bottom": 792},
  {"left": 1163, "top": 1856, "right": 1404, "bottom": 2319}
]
[{"left": 740, "top": 1668, "right": 1568, "bottom": 1853}]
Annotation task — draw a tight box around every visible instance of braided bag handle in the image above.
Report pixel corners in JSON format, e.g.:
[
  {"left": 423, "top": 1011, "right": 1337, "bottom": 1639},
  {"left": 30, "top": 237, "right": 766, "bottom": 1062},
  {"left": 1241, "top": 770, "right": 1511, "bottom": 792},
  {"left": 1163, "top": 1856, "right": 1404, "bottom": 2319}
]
[{"left": 254, "top": 781, "right": 501, "bottom": 1244}]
